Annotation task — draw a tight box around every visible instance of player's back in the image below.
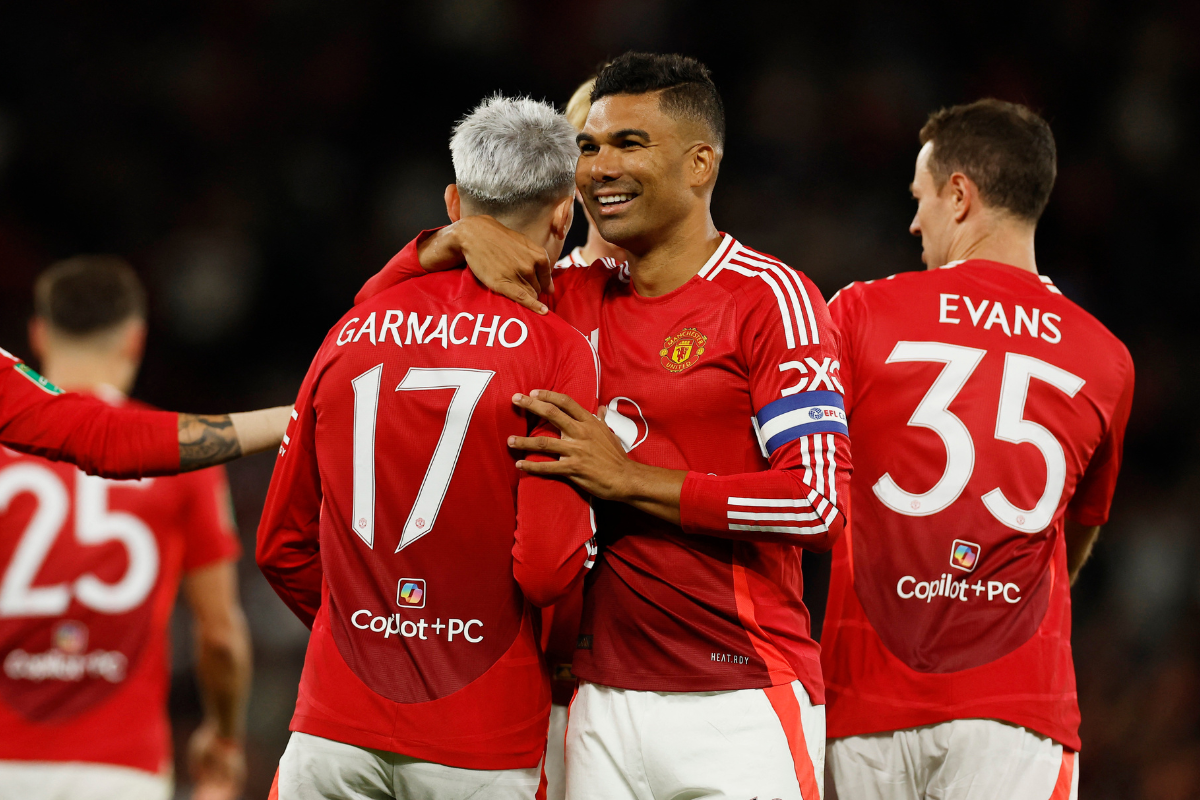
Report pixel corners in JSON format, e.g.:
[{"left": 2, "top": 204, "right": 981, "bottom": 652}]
[
  {"left": 822, "top": 259, "right": 1133, "bottom": 747},
  {"left": 267, "top": 266, "right": 598, "bottom": 768},
  {"left": 0, "top": 409, "right": 237, "bottom": 774}
]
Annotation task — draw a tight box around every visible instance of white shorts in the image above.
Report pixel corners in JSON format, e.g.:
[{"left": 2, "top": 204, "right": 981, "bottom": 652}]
[
  {"left": 827, "top": 719, "right": 1078, "bottom": 800},
  {"left": 0, "top": 760, "right": 171, "bottom": 800},
  {"left": 545, "top": 703, "right": 569, "bottom": 800},
  {"left": 565, "top": 679, "right": 825, "bottom": 800},
  {"left": 276, "top": 731, "right": 541, "bottom": 800}
]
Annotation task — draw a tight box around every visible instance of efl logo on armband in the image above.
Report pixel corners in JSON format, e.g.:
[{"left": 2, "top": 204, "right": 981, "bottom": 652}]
[{"left": 754, "top": 390, "right": 847, "bottom": 456}]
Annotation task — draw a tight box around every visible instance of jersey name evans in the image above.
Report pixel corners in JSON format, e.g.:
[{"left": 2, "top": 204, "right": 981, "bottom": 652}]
[
  {"left": 336, "top": 310, "right": 530, "bottom": 350},
  {"left": 938, "top": 294, "right": 1062, "bottom": 344}
]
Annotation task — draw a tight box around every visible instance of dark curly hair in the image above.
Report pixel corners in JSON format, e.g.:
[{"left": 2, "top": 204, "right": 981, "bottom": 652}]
[{"left": 591, "top": 52, "right": 725, "bottom": 150}]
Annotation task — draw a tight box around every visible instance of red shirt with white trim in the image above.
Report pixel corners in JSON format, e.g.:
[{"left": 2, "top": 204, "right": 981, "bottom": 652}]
[
  {"left": 0, "top": 348, "right": 178, "bottom": 479},
  {"left": 0, "top": 393, "right": 239, "bottom": 774},
  {"left": 820, "top": 260, "right": 1134, "bottom": 751},
  {"left": 257, "top": 264, "right": 599, "bottom": 770},
  {"left": 357, "top": 233, "right": 851, "bottom": 702}
]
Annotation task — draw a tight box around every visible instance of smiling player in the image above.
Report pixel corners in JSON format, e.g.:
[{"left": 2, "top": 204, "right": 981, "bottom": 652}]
[
  {"left": 820, "top": 100, "right": 1134, "bottom": 800},
  {"left": 355, "top": 52, "right": 850, "bottom": 800}
]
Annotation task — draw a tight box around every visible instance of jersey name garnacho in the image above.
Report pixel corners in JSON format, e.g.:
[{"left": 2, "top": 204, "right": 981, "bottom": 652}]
[{"left": 258, "top": 264, "right": 599, "bottom": 770}]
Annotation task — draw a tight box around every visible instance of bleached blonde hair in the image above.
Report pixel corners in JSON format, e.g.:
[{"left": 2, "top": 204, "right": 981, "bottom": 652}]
[
  {"left": 450, "top": 94, "right": 577, "bottom": 213},
  {"left": 565, "top": 77, "right": 596, "bottom": 131}
]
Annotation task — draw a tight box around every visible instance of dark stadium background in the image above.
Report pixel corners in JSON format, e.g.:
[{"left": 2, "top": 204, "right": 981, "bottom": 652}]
[{"left": 0, "top": 1, "right": 1196, "bottom": 797}]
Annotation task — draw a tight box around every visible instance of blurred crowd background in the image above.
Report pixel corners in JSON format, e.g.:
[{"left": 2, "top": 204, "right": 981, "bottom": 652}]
[{"left": 0, "top": 1, "right": 1196, "bottom": 797}]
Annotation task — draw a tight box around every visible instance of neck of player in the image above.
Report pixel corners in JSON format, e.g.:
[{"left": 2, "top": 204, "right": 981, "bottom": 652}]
[
  {"left": 945, "top": 212, "right": 1039, "bottom": 274},
  {"left": 40, "top": 349, "right": 139, "bottom": 396},
  {"left": 624, "top": 206, "right": 723, "bottom": 298}
]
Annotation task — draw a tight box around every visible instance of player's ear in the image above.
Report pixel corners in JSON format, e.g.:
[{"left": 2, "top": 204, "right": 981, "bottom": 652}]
[
  {"left": 28, "top": 317, "right": 48, "bottom": 362},
  {"left": 688, "top": 143, "right": 719, "bottom": 189},
  {"left": 949, "top": 172, "right": 972, "bottom": 223},
  {"left": 445, "top": 184, "right": 462, "bottom": 223},
  {"left": 120, "top": 319, "right": 148, "bottom": 365},
  {"left": 551, "top": 193, "right": 574, "bottom": 241}
]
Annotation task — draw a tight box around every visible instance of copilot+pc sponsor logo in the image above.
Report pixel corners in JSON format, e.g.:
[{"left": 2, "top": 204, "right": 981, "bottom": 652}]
[
  {"left": 950, "top": 539, "right": 981, "bottom": 572},
  {"left": 397, "top": 578, "right": 425, "bottom": 608},
  {"left": 896, "top": 573, "right": 1022, "bottom": 604}
]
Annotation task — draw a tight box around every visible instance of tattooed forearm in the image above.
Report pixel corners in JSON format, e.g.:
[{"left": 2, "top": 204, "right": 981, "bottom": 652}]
[{"left": 178, "top": 414, "right": 243, "bottom": 471}]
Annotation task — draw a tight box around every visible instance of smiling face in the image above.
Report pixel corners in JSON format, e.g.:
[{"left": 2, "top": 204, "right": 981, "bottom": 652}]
[
  {"left": 909, "top": 141, "right": 957, "bottom": 269},
  {"left": 576, "top": 92, "right": 714, "bottom": 252}
]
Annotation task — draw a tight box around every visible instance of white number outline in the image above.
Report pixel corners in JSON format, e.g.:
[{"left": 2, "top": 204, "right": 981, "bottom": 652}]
[
  {"left": 350, "top": 365, "right": 495, "bottom": 552},
  {"left": 982, "top": 353, "right": 1086, "bottom": 532},
  {"left": 73, "top": 474, "right": 160, "bottom": 614},
  {"left": 0, "top": 464, "right": 71, "bottom": 616},
  {"left": 874, "top": 343, "right": 1086, "bottom": 533},
  {"left": 873, "top": 342, "right": 985, "bottom": 516},
  {"left": 0, "top": 464, "right": 159, "bottom": 618}
]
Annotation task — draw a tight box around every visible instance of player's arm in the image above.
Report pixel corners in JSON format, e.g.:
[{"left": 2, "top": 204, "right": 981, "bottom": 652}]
[
  {"left": 512, "top": 283, "right": 852, "bottom": 550},
  {"left": 1064, "top": 356, "right": 1135, "bottom": 585},
  {"left": 512, "top": 334, "right": 601, "bottom": 606},
  {"left": 183, "top": 560, "right": 251, "bottom": 798},
  {"left": 179, "top": 406, "right": 294, "bottom": 471},
  {"left": 1, "top": 350, "right": 290, "bottom": 478},
  {"left": 255, "top": 355, "right": 325, "bottom": 628},
  {"left": 355, "top": 217, "right": 552, "bottom": 313}
]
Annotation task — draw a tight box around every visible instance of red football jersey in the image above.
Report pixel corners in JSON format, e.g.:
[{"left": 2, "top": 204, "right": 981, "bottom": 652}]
[
  {"left": 256, "top": 264, "right": 599, "bottom": 770},
  {"left": 0, "top": 347, "right": 179, "bottom": 479},
  {"left": 0, "top": 393, "right": 239, "bottom": 774},
  {"left": 366, "top": 233, "right": 851, "bottom": 703},
  {"left": 820, "top": 260, "right": 1134, "bottom": 751}
]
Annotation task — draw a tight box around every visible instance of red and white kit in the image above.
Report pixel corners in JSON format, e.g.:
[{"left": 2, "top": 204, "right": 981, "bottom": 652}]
[
  {"left": 257, "top": 263, "right": 599, "bottom": 785},
  {"left": 0, "top": 392, "right": 239, "bottom": 784},
  {"left": 0, "top": 348, "right": 178, "bottom": 480},
  {"left": 821, "top": 260, "right": 1133, "bottom": 798},
  {"left": 365, "top": 233, "right": 851, "bottom": 800}
]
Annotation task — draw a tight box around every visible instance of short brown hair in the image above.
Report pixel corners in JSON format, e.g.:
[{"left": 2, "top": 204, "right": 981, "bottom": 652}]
[
  {"left": 34, "top": 256, "right": 147, "bottom": 336},
  {"left": 919, "top": 99, "right": 1057, "bottom": 223}
]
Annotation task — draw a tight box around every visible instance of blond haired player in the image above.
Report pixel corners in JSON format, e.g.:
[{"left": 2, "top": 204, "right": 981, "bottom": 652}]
[{"left": 554, "top": 77, "right": 629, "bottom": 271}]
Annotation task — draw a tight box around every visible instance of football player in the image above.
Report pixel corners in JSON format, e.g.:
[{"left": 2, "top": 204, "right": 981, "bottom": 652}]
[
  {"left": 257, "top": 95, "right": 599, "bottom": 800},
  {"left": 0, "top": 258, "right": 251, "bottom": 800},
  {"left": 821, "top": 100, "right": 1132, "bottom": 800}
]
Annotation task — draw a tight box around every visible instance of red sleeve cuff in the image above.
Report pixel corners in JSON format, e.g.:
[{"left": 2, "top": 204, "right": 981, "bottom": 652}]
[
  {"left": 354, "top": 228, "right": 445, "bottom": 305},
  {"left": 679, "top": 471, "right": 724, "bottom": 536}
]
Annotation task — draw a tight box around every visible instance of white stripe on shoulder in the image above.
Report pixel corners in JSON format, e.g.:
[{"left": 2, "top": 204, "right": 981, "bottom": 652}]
[
  {"left": 1038, "top": 274, "right": 1063, "bottom": 295},
  {"left": 721, "top": 261, "right": 797, "bottom": 349},
  {"left": 723, "top": 245, "right": 820, "bottom": 346},
  {"left": 732, "top": 248, "right": 810, "bottom": 346}
]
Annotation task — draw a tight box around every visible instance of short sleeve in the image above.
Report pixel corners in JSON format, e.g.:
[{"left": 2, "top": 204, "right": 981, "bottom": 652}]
[
  {"left": 179, "top": 466, "right": 242, "bottom": 572},
  {"left": 1067, "top": 358, "right": 1135, "bottom": 526}
]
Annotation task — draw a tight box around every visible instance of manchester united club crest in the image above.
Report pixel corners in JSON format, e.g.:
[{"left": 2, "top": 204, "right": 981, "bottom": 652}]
[{"left": 659, "top": 327, "right": 708, "bottom": 373}]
